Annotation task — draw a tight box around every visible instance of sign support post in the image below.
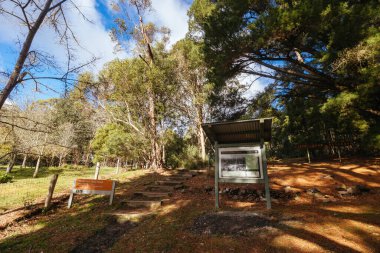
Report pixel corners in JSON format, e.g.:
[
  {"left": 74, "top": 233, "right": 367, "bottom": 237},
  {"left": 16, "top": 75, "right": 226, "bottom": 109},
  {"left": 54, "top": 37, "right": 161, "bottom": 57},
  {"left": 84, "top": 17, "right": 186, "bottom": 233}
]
[
  {"left": 214, "top": 141, "right": 219, "bottom": 210},
  {"left": 260, "top": 119, "right": 271, "bottom": 209}
]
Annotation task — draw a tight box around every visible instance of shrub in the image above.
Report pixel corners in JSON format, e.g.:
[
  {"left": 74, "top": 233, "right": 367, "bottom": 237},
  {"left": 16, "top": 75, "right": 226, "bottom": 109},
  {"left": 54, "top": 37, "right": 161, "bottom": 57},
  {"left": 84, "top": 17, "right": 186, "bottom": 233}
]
[{"left": 0, "top": 174, "right": 13, "bottom": 184}]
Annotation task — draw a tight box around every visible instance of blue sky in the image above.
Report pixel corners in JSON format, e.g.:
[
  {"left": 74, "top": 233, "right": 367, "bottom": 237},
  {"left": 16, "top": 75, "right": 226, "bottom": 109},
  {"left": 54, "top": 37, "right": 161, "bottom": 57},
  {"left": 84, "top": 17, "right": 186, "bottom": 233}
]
[
  {"left": 0, "top": 0, "right": 265, "bottom": 106},
  {"left": 0, "top": 0, "right": 192, "bottom": 105}
]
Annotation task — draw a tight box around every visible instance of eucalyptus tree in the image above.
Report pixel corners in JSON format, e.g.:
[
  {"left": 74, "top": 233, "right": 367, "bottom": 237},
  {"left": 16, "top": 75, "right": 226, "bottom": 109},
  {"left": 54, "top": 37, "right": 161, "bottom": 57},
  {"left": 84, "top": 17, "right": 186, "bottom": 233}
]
[
  {"left": 171, "top": 39, "right": 212, "bottom": 161},
  {"left": 106, "top": 0, "right": 177, "bottom": 169},
  {"left": 97, "top": 41, "right": 178, "bottom": 168}
]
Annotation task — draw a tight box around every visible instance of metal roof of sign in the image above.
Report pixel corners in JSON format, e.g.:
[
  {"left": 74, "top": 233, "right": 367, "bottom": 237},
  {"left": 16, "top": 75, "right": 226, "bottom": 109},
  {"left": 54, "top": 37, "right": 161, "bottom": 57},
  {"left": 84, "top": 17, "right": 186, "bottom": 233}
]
[{"left": 201, "top": 118, "right": 272, "bottom": 144}]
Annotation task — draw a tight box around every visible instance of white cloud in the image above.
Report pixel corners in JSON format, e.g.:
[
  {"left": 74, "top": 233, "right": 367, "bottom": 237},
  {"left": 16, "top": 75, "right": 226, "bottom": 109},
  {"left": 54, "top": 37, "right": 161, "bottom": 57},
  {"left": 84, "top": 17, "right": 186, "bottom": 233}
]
[
  {"left": 147, "top": 0, "right": 190, "bottom": 46},
  {"left": 0, "top": 0, "right": 122, "bottom": 73}
]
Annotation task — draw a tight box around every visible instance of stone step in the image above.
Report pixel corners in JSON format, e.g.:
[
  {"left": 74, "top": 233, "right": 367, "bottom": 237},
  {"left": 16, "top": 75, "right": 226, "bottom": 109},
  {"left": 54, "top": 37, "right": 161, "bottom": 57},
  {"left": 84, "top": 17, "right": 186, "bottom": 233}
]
[
  {"left": 155, "top": 180, "right": 183, "bottom": 186},
  {"left": 173, "top": 173, "right": 193, "bottom": 178},
  {"left": 134, "top": 191, "right": 172, "bottom": 198},
  {"left": 165, "top": 176, "right": 189, "bottom": 181},
  {"left": 104, "top": 210, "right": 154, "bottom": 222},
  {"left": 145, "top": 185, "right": 175, "bottom": 192},
  {"left": 176, "top": 170, "right": 198, "bottom": 176},
  {"left": 123, "top": 200, "right": 162, "bottom": 209}
]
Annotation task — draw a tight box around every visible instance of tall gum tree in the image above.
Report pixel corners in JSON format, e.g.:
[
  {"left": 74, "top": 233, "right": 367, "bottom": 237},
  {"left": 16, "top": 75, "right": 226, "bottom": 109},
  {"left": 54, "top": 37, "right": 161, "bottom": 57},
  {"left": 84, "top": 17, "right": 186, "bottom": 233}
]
[
  {"left": 172, "top": 39, "right": 212, "bottom": 161},
  {"left": 110, "top": 0, "right": 173, "bottom": 169}
]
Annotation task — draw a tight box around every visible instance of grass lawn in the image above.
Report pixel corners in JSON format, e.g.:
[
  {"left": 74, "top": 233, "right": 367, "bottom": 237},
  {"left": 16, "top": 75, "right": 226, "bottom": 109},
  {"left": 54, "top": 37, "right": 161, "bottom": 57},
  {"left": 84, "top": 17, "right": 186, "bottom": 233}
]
[{"left": 0, "top": 165, "right": 124, "bottom": 211}]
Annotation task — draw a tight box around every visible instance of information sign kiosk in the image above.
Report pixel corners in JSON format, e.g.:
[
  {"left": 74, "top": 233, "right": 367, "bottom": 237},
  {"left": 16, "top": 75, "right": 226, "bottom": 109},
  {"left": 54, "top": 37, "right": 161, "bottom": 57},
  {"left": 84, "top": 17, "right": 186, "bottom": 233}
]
[{"left": 202, "top": 118, "right": 272, "bottom": 209}]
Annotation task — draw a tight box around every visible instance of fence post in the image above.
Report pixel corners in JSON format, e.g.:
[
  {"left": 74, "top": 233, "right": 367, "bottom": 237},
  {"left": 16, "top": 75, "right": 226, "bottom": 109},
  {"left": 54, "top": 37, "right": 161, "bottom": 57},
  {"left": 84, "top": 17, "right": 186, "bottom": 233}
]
[
  {"left": 307, "top": 148, "right": 311, "bottom": 164},
  {"left": 94, "top": 162, "right": 100, "bottom": 179},
  {"left": 44, "top": 174, "right": 59, "bottom": 209}
]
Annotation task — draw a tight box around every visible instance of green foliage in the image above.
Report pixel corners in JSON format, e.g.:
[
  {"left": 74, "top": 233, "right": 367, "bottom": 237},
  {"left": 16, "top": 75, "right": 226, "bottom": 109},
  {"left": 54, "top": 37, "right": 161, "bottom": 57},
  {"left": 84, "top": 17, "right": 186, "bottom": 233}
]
[
  {"left": 91, "top": 123, "right": 146, "bottom": 162},
  {"left": 180, "top": 145, "right": 208, "bottom": 170},
  {"left": 163, "top": 130, "right": 185, "bottom": 168},
  {"left": 0, "top": 174, "right": 13, "bottom": 184},
  {"left": 190, "top": 0, "right": 380, "bottom": 155}
]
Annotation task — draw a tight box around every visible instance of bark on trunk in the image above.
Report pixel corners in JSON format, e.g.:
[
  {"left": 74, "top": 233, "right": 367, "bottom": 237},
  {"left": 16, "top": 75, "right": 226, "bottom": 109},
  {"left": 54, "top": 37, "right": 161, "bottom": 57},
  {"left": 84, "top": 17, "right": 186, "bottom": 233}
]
[
  {"left": 148, "top": 89, "right": 161, "bottom": 169},
  {"left": 58, "top": 154, "right": 63, "bottom": 167},
  {"left": 6, "top": 153, "right": 16, "bottom": 173},
  {"left": 94, "top": 162, "right": 100, "bottom": 179},
  {"left": 33, "top": 155, "right": 41, "bottom": 178},
  {"left": 49, "top": 154, "right": 55, "bottom": 167},
  {"left": 136, "top": 10, "right": 161, "bottom": 170},
  {"left": 116, "top": 158, "right": 120, "bottom": 174},
  {"left": 0, "top": 0, "right": 54, "bottom": 109},
  {"left": 196, "top": 106, "right": 206, "bottom": 161},
  {"left": 84, "top": 153, "right": 90, "bottom": 167},
  {"left": 21, "top": 154, "right": 27, "bottom": 168},
  {"left": 162, "top": 144, "right": 165, "bottom": 165},
  {"left": 44, "top": 174, "right": 58, "bottom": 209}
]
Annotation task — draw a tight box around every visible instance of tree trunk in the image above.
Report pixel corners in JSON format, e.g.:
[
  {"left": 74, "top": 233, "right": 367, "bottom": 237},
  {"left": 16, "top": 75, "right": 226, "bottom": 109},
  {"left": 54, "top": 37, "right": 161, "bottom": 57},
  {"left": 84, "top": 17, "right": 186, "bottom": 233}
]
[
  {"left": 84, "top": 153, "right": 90, "bottom": 167},
  {"left": 6, "top": 153, "right": 16, "bottom": 173},
  {"left": 0, "top": 0, "right": 54, "bottom": 109},
  {"left": 58, "top": 153, "right": 63, "bottom": 167},
  {"left": 49, "top": 154, "right": 55, "bottom": 167},
  {"left": 136, "top": 10, "right": 161, "bottom": 170},
  {"left": 44, "top": 174, "right": 59, "bottom": 209},
  {"left": 162, "top": 144, "right": 165, "bottom": 165},
  {"left": 196, "top": 106, "right": 206, "bottom": 161},
  {"left": 94, "top": 162, "right": 100, "bottom": 179},
  {"left": 21, "top": 154, "right": 27, "bottom": 168},
  {"left": 116, "top": 158, "right": 120, "bottom": 174},
  {"left": 148, "top": 89, "right": 161, "bottom": 169},
  {"left": 33, "top": 155, "right": 41, "bottom": 178}
]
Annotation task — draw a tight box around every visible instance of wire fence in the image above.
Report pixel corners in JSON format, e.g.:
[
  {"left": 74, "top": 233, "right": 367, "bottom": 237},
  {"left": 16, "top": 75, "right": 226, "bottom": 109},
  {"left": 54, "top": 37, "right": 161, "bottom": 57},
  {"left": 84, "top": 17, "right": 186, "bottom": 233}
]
[{"left": 0, "top": 166, "right": 125, "bottom": 212}]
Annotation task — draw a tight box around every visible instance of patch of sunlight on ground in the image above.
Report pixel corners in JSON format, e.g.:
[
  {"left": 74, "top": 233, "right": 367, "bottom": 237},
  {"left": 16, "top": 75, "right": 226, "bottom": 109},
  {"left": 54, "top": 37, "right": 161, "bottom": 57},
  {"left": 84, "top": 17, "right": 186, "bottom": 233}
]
[
  {"left": 304, "top": 221, "right": 374, "bottom": 253},
  {"left": 158, "top": 200, "right": 191, "bottom": 216},
  {"left": 320, "top": 205, "right": 372, "bottom": 214},
  {"left": 271, "top": 234, "right": 325, "bottom": 252}
]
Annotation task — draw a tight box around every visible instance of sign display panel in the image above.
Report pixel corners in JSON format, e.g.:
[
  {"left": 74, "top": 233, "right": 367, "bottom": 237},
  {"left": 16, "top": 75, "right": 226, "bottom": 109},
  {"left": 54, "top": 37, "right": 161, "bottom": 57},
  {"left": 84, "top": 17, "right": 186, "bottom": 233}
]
[
  {"left": 68, "top": 179, "right": 116, "bottom": 208},
  {"left": 219, "top": 147, "right": 263, "bottom": 179}
]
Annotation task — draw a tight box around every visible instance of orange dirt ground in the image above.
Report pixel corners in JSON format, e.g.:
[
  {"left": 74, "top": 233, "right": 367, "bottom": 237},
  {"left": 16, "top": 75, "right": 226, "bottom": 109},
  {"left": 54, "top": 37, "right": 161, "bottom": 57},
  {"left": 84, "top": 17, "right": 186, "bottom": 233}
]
[{"left": 0, "top": 158, "right": 379, "bottom": 253}]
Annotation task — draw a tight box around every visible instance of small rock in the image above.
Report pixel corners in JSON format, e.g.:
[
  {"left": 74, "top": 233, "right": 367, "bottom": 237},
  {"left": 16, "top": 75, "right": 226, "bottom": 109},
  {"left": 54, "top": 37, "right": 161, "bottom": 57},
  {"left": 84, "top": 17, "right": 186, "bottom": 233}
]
[
  {"left": 306, "top": 188, "right": 320, "bottom": 195},
  {"left": 322, "top": 175, "right": 334, "bottom": 179},
  {"left": 240, "top": 189, "right": 246, "bottom": 195},
  {"left": 338, "top": 190, "right": 350, "bottom": 196},
  {"left": 284, "top": 186, "right": 292, "bottom": 193},
  {"left": 204, "top": 186, "right": 213, "bottom": 192},
  {"left": 232, "top": 195, "right": 239, "bottom": 200},
  {"left": 229, "top": 188, "right": 239, "bottom": 195},
  {"left": 347, "top": 186, "right": 361, "bottom": 195}
]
